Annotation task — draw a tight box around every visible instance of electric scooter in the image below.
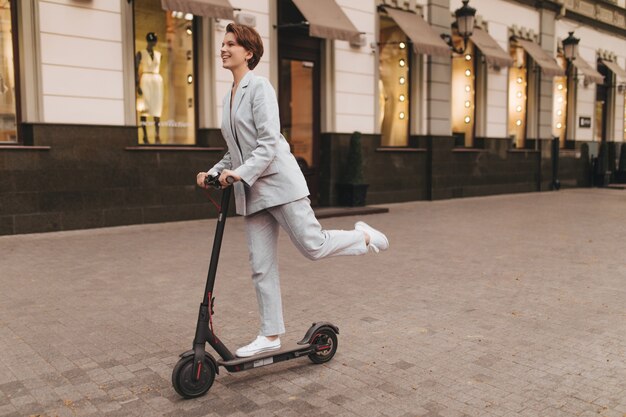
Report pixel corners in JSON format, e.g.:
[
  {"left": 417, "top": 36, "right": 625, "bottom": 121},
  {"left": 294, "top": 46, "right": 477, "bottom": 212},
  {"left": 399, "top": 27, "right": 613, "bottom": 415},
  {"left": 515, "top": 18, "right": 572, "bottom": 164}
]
[{"left": 172, "top": 172, "right": 339, "bottom": 399}]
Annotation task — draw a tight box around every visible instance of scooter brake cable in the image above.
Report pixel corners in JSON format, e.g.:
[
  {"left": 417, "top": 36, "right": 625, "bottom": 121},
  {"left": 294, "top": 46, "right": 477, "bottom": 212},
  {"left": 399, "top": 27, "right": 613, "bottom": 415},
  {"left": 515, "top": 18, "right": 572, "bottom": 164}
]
[{"left": 203, "top": 189, "right": 221, "bottom": 212}]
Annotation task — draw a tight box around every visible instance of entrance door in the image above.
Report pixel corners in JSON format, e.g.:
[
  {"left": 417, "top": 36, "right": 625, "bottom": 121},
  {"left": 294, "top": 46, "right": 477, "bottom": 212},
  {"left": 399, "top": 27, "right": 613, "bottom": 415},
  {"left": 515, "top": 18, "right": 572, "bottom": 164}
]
[
  {"left": 278, "top": 57, "right": 320, "bottom": 203},
  {"left": 278, "top": 0, "right": 321, "bottom": 204},
  {"left": 595, "top": 62, "right": 610, "bottom": 142}
]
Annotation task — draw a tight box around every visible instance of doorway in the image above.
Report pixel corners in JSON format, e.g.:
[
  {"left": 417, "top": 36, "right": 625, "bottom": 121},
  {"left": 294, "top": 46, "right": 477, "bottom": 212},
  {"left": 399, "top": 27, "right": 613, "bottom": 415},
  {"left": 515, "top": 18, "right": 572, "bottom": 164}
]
[
  {"left": 595, "top": 62, "right": 611, "bottom": 142},
  {"left": 278, "top": 0, "right": 321, "bottom": 204}
]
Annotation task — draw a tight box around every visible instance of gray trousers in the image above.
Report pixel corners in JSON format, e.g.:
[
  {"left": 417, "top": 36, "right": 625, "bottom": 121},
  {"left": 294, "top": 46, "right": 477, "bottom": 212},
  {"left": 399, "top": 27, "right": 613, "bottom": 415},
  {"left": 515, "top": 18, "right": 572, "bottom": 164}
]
[{"left": 245, "top": 197, "right": 368, "bottom": 336}]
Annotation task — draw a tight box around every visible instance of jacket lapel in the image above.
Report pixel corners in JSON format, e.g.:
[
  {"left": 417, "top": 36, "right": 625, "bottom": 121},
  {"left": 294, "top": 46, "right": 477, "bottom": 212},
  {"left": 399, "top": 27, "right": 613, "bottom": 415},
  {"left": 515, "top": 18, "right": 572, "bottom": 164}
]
[
  {"left": 223, "top": 92, "right": 234, "bottom": 142},
  {"left": 231, "top": 71, "right": 254, "bottom": 125}
]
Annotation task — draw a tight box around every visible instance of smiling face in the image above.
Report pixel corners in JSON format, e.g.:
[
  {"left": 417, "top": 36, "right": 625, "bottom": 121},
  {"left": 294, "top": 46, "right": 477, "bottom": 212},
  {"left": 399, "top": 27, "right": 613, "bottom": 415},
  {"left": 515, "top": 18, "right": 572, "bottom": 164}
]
[{"left": 220, "top": 32, "right": 252, "bottom": 71}]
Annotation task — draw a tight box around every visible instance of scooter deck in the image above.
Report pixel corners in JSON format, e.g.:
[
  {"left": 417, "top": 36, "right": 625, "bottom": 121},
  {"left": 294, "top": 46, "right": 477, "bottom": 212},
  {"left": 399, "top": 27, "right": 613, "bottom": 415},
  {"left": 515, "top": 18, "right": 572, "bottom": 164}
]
[{"left": 216, "top": 342, "right": 313, "bottom": 368}]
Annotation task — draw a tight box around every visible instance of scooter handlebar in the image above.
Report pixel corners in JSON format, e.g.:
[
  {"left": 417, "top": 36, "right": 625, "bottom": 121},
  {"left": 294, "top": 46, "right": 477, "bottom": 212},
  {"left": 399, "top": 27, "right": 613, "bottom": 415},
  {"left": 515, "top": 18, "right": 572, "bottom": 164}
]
[{"left": 204, "top": 172, "right": 235, "bottom": 189}]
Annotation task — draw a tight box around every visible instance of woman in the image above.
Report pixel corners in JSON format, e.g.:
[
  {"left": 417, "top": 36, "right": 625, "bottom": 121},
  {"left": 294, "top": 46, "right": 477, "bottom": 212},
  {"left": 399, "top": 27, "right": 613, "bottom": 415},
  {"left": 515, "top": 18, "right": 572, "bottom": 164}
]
[{"left": 196, "top": 24, "right": 388, "bottom": 358}]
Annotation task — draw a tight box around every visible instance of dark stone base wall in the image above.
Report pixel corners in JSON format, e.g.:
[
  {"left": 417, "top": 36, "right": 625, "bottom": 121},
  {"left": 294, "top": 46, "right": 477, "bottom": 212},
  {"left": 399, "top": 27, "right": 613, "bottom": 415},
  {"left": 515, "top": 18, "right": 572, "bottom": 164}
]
[
  {"left": 319, "top": 133, "right": 593, "bottom": 207},
  {"left": 539, "top": 140, "right": 591, "bottom": 190},
  {"left": 429, "top": 137, "right": 541, "bottom": 200},
  {"left": 1, "top": 125, "right": 594, "bottom": 235},
  {"left": 320, "top": 133, "right": 428, "bottom": 206},
  {"left": 0, "top": 124, "right": 228, "bottom": 235}
]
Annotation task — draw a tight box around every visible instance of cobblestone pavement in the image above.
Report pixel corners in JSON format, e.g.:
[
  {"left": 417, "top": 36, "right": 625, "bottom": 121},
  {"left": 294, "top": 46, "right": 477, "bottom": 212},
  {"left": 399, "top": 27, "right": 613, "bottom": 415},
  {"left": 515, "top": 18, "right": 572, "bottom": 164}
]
[{"left": 1, "top": 189, "right": 625, "bottom": 417}]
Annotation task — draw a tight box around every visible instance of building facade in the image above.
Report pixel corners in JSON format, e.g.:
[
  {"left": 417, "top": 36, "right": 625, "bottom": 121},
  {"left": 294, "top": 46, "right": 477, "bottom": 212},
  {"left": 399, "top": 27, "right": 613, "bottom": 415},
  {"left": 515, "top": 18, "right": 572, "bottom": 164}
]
[{"left": 0, "top": 0, "right": 625, "bottom": 235}]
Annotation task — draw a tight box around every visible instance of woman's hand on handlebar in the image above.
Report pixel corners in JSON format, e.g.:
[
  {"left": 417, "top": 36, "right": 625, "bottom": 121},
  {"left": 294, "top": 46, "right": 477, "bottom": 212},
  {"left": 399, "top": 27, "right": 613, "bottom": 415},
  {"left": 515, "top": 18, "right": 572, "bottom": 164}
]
[
  {"left": 219, "top": 169, "right": 240, "bottom": 188},
  {"left": 196, "top": 172, "right": 209, "bottom": 189}
]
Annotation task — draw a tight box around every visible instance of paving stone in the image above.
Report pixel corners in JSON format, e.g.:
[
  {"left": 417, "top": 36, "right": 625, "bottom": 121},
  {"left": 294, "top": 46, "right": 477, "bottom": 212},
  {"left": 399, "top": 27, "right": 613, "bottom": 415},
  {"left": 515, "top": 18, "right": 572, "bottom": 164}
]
[{"left": 1, "top": 190, "right": 625, "bottom": 416}]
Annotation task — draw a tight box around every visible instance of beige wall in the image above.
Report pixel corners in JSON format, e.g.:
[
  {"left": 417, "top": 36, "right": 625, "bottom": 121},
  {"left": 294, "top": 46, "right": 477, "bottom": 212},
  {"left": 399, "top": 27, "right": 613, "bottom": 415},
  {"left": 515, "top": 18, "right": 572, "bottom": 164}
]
[
  {"left": 38, "top": 0, "right": 125, "bottom": 125},
  {"left": 20, "top": 0, "right": 626, "bottom": 142},
  {"left": 556, "top": 19, "right": 626, "bottom": 143}
]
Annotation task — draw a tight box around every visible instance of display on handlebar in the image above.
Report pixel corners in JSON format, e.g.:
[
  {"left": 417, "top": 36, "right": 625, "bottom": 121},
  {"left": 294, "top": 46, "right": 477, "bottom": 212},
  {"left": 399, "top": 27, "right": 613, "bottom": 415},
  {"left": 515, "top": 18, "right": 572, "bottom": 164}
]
[{"left": 204, "top": 172, "right": 235, "bottom": 189}]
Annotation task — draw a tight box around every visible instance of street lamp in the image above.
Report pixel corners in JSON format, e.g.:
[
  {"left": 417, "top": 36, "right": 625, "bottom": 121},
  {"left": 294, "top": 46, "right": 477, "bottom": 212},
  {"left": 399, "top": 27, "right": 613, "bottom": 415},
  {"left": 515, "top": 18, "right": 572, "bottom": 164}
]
[
  {"left": 561, "top": 31, "right": 580, "bottom": 138},
  {"left": 562, "top": 31, "right": 580, "bottom": 61},
  {"left": 551, "top": 32, "right": 579, "bottom": 191},
  {"left": 441, "top": 0, "right": 477, "bottom": 55}
]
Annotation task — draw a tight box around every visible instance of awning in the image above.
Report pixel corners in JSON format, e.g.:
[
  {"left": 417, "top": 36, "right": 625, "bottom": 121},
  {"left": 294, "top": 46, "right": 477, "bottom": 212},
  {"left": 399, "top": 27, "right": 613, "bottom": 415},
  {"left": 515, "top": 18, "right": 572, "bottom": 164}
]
[
  {"left": 382, "top": 6, "right": 450, "bottom": 57},
  {"left": 291, "top": 0, "right": 360, "bottom": 42},
  {"left": 600, "top": 59, "right": 626, "bottom": 83},
  {"left": 515, "top": 38, "right": 565, "bottom": 77},
  {"left": 470, "top": 28, "right": 513, "bottom": 68},
  {"left": 160, "top": 0, "right": 234, "bottom": 20},
  {"left": 573, "top": 57, "right": 604, "bottom": 85}
]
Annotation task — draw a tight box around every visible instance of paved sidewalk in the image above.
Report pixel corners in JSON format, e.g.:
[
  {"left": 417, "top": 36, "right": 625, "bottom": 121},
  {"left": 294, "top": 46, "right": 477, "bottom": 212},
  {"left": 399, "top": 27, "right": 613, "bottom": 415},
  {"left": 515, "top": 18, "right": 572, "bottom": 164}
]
[{"left": 1, "top": 189, "right": 625, "bottom": 417}]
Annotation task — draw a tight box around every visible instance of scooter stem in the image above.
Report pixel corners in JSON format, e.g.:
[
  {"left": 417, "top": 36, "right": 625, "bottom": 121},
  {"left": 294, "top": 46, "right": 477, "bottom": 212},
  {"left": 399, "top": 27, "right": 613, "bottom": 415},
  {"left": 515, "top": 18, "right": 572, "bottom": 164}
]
[{"left": 202, "top": 186, "right": 232, "bottom": 304}]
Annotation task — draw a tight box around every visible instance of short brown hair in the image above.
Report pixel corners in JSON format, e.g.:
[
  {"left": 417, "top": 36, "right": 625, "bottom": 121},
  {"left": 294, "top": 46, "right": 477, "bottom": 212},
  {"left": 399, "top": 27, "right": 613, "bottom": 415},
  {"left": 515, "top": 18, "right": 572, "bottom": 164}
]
[{"left": 225, "top": 23, "right": 263, "bottom": 70}]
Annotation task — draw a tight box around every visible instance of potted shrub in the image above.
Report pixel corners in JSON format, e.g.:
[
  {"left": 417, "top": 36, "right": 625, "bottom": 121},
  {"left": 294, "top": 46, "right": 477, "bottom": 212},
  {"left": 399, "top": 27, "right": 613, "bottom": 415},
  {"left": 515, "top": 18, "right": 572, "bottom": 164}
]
[{"left": 337, "top": 131, "right": 369, "bottom": 206}]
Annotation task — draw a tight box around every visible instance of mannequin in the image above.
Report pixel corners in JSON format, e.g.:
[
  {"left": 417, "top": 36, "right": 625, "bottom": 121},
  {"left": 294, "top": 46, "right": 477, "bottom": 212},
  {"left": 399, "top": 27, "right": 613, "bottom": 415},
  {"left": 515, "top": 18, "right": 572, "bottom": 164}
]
[{"left": 135, "top": 32, "right": 164, "bottom": 144}]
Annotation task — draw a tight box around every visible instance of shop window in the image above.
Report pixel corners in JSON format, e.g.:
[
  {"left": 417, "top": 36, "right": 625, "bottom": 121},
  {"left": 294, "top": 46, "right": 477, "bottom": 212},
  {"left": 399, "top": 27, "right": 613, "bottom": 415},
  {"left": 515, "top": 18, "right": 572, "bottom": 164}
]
[
  {"left": 0, "top": 0, "right": 17, "bottom": 143},
  {"left": 134, "top": 0, "right": 196, "bottom": 145},
  {"left": 378, "top": 14, "right": 410, "bottom": 147},
  {"left": 508, "top": 44, "right": 528, "bottom": 148},
  {"left": 552, "top": 56, "right": 567, "bottom": 147},
  {"left": 451, "top": 38, "right": 476, "bottom": 147}
]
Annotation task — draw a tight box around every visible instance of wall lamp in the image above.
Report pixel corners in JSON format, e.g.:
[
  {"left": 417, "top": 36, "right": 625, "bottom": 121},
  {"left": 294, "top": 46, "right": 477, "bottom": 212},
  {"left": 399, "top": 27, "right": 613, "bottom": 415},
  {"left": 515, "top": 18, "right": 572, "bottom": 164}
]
[
  {"left": 562, "top": 31, "right": 580, "bottom": 61},
  {"left": 440, "top": 0, "right": 476, "bottom": 55}
]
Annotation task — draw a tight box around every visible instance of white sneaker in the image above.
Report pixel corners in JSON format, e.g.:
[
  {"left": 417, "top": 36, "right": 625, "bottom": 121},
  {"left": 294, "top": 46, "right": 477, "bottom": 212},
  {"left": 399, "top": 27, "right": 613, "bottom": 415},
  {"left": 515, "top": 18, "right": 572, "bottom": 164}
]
[
  {"left": 355, "top": 221, "right": 389, "bottom": 253},
  {"left": 235, "top": 335, "right": 281, "bottom": 358}
]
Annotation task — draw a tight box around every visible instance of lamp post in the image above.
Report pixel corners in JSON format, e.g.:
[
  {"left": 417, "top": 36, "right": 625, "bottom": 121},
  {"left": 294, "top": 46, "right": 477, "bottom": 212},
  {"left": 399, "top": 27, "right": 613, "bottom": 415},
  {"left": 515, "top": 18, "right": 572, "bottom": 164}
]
[
  {"left": 562, "top": 31, "right": 579, "bottom": 146},
  {"left": 551, "top": 32, "right": 579, "bottom": 190},
  {"left": 441, "top": 0, "right": 477, "bottom": 55}
]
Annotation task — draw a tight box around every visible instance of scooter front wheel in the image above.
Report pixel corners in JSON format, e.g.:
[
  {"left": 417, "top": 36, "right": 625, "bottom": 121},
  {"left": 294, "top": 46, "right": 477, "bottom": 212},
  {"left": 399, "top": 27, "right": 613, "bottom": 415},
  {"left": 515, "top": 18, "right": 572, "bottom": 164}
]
[
  {"left": 172, "top": 354, "right": 216, "bottom": 398},
  {"left": 308, "top": 328, "right": 338, "bottom": 364}
]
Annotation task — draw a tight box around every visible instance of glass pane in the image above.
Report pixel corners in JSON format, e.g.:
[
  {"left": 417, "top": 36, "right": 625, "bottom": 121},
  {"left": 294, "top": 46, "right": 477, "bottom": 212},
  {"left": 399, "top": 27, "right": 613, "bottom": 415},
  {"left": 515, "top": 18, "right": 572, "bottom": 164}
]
[
  {"left": 594, "top": 100, "right": 604, "bottom": 142},
  {"left": 508, "top": 45, "right": 527, "bottom": 148},
  {"left": 280, "top": 58, "right": 313, "bottom": 168},
  {"left": 451, "top": 40, "right": 475, "bottom": 147},
  {"left": 378, "top": 15, "right": 409, "bottom": 147},
  {"left": 134, "top": 0, "right": 195, "bottom": 145},
  {"left": 0, "top": 0, "right": 17, "bottom": 142}
]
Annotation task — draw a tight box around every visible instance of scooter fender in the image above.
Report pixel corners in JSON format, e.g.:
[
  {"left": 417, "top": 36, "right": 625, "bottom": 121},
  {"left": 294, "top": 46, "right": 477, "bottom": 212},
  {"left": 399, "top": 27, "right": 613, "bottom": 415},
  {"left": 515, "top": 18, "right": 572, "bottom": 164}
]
[
  {"left": 297, "top": 322, "right": 339, "bottom": 345},
  {"left": 179, "top": 349, "right": 220, "bottom": 375}
]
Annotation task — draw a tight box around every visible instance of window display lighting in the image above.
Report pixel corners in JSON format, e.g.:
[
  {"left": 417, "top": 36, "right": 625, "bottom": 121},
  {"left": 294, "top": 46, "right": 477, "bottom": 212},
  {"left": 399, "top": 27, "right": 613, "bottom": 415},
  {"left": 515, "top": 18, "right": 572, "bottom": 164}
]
[{"left": 552, "top": 73, "right": 567, "bottom": 140}]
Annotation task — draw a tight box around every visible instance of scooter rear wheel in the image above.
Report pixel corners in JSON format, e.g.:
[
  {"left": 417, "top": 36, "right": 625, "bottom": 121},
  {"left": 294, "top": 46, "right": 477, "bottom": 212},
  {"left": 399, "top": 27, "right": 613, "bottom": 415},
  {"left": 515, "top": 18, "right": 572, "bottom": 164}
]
[
  {"left": 308, "top": 328, "right": 338, "bottom": 364},
  {"left": 172, "top": 354, "right": 216, "bottom": 398}
]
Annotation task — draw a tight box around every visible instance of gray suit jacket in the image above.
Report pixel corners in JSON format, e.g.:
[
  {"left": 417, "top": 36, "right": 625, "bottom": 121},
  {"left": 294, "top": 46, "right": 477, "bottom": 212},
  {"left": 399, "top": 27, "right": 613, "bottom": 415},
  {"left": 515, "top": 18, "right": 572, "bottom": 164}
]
[{"left": 209, "top": 71, "right": 309, "bottom": 216}]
